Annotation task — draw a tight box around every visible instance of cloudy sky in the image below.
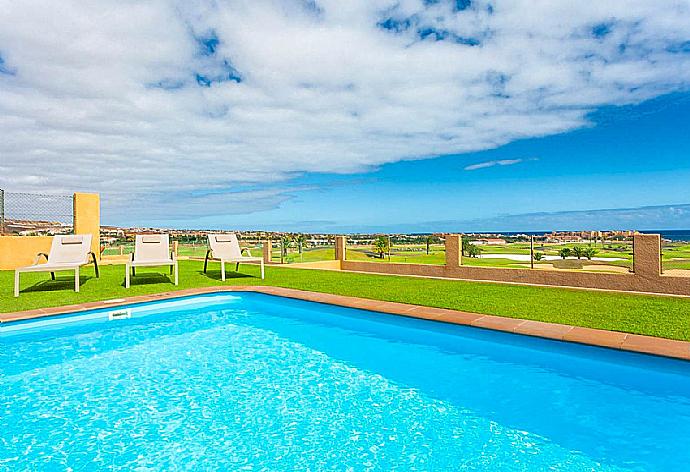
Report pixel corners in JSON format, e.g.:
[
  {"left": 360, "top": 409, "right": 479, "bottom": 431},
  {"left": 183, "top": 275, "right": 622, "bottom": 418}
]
[{"left": 1, "top": 0, "right": 690, "bottom": 231}]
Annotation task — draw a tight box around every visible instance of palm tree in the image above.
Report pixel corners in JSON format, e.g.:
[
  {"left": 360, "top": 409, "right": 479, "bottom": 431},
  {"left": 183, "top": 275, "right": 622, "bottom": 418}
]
[
  {"left": 583, "top": 246, "right": 598, "bottom": 260},
  {"left": 425, "top": 235, "right": 434, "bottom": 255},
  {"left": 373, "top": 235, "right": 389, "bottom": 259},
  {"left": 571, "top": 246, "right": 585, "bottom": 259},
  {"left": 281, "top": 235, "right": 292, "bottom": 263},
  {"left": 295, "top": 234, "right": 306, "bottom": 255},
  {"left": 559, "top": 247, "right": 571, "bottom": 259}
]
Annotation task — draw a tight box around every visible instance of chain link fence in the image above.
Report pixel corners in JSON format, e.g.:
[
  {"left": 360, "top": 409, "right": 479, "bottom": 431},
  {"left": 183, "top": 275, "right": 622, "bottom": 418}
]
[{"left": 0, "top": 189, "right": 73, "bottom": 235}]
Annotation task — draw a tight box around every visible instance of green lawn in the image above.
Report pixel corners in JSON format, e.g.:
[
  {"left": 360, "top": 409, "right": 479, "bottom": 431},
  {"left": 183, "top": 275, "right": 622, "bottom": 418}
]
[
  {"left": 3, "top": 260, "right": 690, "bottom": 341},
  {"left": 271, "top": 246, "right": 336, "bottom": 263},
  {"left": 346, "top": 247, "right": 447, "bottom": 265},
  {"left": 662, "top": 243, "right": 690, "bottom": 270}
]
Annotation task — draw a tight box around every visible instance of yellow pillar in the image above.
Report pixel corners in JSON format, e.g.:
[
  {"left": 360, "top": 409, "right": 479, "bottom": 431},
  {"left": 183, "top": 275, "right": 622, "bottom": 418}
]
[{"left": 73, "top": 193, "right": 100, "bottom": 259}]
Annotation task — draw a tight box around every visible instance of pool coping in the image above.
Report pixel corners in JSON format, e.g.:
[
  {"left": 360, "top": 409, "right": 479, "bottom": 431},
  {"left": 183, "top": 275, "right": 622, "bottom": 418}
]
[{"left": 2, "top": 286, "right": 689, "bottom": 361}]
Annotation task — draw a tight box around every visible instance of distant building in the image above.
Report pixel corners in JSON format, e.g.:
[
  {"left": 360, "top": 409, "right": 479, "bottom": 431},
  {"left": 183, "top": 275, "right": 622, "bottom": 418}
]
[
  {"left": 547, "top": 235, "right": 583, "bottom": 243},
  {"left": 473, "top": 238, "right": 506, "bottom": 245}
]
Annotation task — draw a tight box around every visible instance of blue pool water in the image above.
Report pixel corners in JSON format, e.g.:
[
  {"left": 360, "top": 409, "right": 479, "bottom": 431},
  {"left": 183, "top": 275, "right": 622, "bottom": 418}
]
[{"left": 1, "top": 293, "right": 690, "bottom": 471}]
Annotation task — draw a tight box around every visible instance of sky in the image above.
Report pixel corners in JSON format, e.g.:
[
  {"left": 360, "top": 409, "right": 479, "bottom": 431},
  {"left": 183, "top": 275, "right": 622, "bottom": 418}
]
[{"left": 1, "top": 0, "right": 690, "bottom": 232}]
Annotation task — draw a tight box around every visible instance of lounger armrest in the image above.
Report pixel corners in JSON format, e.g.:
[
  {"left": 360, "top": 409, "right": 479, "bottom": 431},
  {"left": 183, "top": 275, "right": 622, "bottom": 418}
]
[
  {"left": 241, "top": 247, "right": 252, "bottom": 257},
  {"left": 171, "top": 251, "right": 177, "bottom": 262},
  {"left": 33, "top": 252, "right": 49, "bottom": 265}
]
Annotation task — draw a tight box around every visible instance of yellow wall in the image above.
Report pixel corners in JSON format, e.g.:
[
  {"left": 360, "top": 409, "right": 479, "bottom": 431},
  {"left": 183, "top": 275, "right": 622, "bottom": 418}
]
[
  {"left": 0, "top": 236, "right": 53, "bottom": 270},
  {"left": 0, "top": 192, "right": 100, "bottom": 270},
  {"left": 73, "top": 192, "right": 100, "bottom": 260}
]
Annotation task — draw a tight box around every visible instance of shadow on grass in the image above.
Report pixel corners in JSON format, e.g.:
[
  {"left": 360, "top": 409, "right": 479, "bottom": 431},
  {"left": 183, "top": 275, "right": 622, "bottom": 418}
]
[
  {"left": 198, "top": 269, "right": 253, "bottom": 281},
  {"left": 21, "top": 275, "right": 94, "bottom": 294},
  {"left": 121, "top": 272, "right": 176, "bottom": 287}
]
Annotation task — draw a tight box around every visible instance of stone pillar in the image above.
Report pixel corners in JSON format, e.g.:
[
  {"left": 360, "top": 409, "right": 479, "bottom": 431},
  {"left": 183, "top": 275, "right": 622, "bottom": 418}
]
[
  {"left": 445, "top": 234, "right": 462, "bottom": 268},
  {"left": 335, "top": 236, "right": 346, "bottom": 261},
  {"left": 172, "top": 240, "right": 178, "bottom": 256},
  {"left": 633, "top": 234, "right": 661, "bottom": 277},
  {"left": 262, "top": 240, "right": 271, "bottom": 263},
  {"left": 73, "top": 193, "right": 100, "bottom": 260}
]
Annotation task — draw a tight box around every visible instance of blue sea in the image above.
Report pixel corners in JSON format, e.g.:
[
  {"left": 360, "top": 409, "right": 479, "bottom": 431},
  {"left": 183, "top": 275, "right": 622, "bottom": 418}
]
[
  {"left": 477, "top": 230, "right": 690, "bottom": 242},
  {"left": 643, "top": 229, "right": 690, "bottom": 242}
]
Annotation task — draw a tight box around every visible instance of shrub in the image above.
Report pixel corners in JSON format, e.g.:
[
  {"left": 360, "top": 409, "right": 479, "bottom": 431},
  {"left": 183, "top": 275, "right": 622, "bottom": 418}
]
[
  {"left": 559, "top": 247, "right": 571, "bottom": 259},
  {"left": 373, "top": 236, "right": 390, "bottom": 259},
  {"left": 467, "top": 244, "right": 482, "bottom": 258}
]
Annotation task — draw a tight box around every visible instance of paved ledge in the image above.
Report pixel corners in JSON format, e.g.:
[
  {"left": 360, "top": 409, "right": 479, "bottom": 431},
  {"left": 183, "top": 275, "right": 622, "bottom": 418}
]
[{"left": 2, "top": 286, "right": 689, "bottom": 361}]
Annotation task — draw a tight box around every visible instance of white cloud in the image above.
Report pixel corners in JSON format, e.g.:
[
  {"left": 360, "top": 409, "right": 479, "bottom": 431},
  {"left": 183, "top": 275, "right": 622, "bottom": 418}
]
[
  {"left": 464, "top": 158, "right": 524, "bottom": 171},
  {"left": 1, "top": 0, "right": 689, "bottom": 222}
]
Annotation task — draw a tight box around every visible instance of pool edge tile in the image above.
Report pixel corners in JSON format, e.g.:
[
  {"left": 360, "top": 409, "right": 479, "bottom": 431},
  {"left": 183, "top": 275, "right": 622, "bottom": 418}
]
[
  {"left": 513, "top": 320, "right": 574, "bottom": 341},
  {"left": 622, "top": 334, "right": 690, "bottom": 360},
  {"left": 470, "top": 315, "right": 527, "bottom": 333},
  {"left": 562, "top": 326, "right": 628, "bottom": 350},
  {"left": 3, "top": 285, "right": 690, "bottom": 362}
]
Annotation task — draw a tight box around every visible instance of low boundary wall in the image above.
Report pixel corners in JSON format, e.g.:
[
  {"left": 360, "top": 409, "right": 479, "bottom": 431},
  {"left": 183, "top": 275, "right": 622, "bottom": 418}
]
[{"left": 334, "top": 234, "right": 690, "bottom": 296}]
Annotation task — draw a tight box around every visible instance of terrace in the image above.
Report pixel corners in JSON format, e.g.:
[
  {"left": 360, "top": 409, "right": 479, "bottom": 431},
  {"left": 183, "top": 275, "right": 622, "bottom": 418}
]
[
  {"left": 2, "top": 194, "right": 690, "bottom": 470},
  {"left": 2, "top": 191, "right": 690, "bottom": 354}
]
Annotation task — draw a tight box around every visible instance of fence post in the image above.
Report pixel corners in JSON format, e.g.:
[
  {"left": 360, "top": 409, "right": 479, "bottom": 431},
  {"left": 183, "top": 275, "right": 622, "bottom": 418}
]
[
  {"left": 445, "top": 234, "right": 462, "bottom": 268},
  {"left": 530, "top": 235, "right": 534, "bottom": 269}
]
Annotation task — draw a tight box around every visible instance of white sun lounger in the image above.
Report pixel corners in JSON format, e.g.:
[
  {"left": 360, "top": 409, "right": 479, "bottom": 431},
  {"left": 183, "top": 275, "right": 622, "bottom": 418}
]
[
  {"left": 125, "top": 234, "right": 178, "bottom": 288},
  {"left": 14, "top": 234, "right": 98, "bottom": 297},
  {"left": 204, "top": 233, "right": 264, "bottom": 280}
]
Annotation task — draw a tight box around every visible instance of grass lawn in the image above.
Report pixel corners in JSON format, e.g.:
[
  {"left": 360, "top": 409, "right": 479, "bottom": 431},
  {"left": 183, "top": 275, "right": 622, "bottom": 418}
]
[
  {"left": 271, "top": 246, "right": 336, "bottom": 263},
  {"left": 346, "top": 247, "right": 447, "bottom": 265},
  {"left": 662, "top": 243, "right": 690, "bottom": 270},
  {"left": 3, "top": 260, "right": 690, "bottom": 341}
]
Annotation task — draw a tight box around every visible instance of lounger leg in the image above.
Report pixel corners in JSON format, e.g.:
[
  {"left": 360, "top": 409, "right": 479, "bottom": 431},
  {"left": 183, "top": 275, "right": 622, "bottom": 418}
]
[
  {"left": 91, "top": 252, "right": 100, "bottom": 278},
  {"left": 260, "top": 259, "right": 265, "bottom": 280},
  {"left": 75, "top": 266, "right": 80, "bottom": 293},
  {"left": 236, "top": 262, "right": 240, "bottom": 272},
  {"left": 204, "top": 250, "right": 211, "bottom": 273},
  {"left": 174, "top": 261, "right": 179, "bottom": 286},
  {"left": 14, "top": 270, "right": 20, "bottom": 297},
  {"left": 51, "top": 272, "right": 55, "bottom": 281},
  {"left": 221, "top": 261, "right": 226, "bottom": 281},
  {"left": 125, "top": 264, "right": 130, "bottom": 288}
]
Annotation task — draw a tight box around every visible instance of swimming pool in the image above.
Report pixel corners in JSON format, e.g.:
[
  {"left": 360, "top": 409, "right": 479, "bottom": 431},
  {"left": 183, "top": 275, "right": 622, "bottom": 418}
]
[{"left": 1, "top": 292, "right": 689, "bottom": 470}]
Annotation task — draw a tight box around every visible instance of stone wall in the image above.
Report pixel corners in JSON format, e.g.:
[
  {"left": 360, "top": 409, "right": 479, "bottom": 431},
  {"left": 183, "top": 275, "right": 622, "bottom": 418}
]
[{"left": 338, "top": 234, "right": 690, "bottom": 296}]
